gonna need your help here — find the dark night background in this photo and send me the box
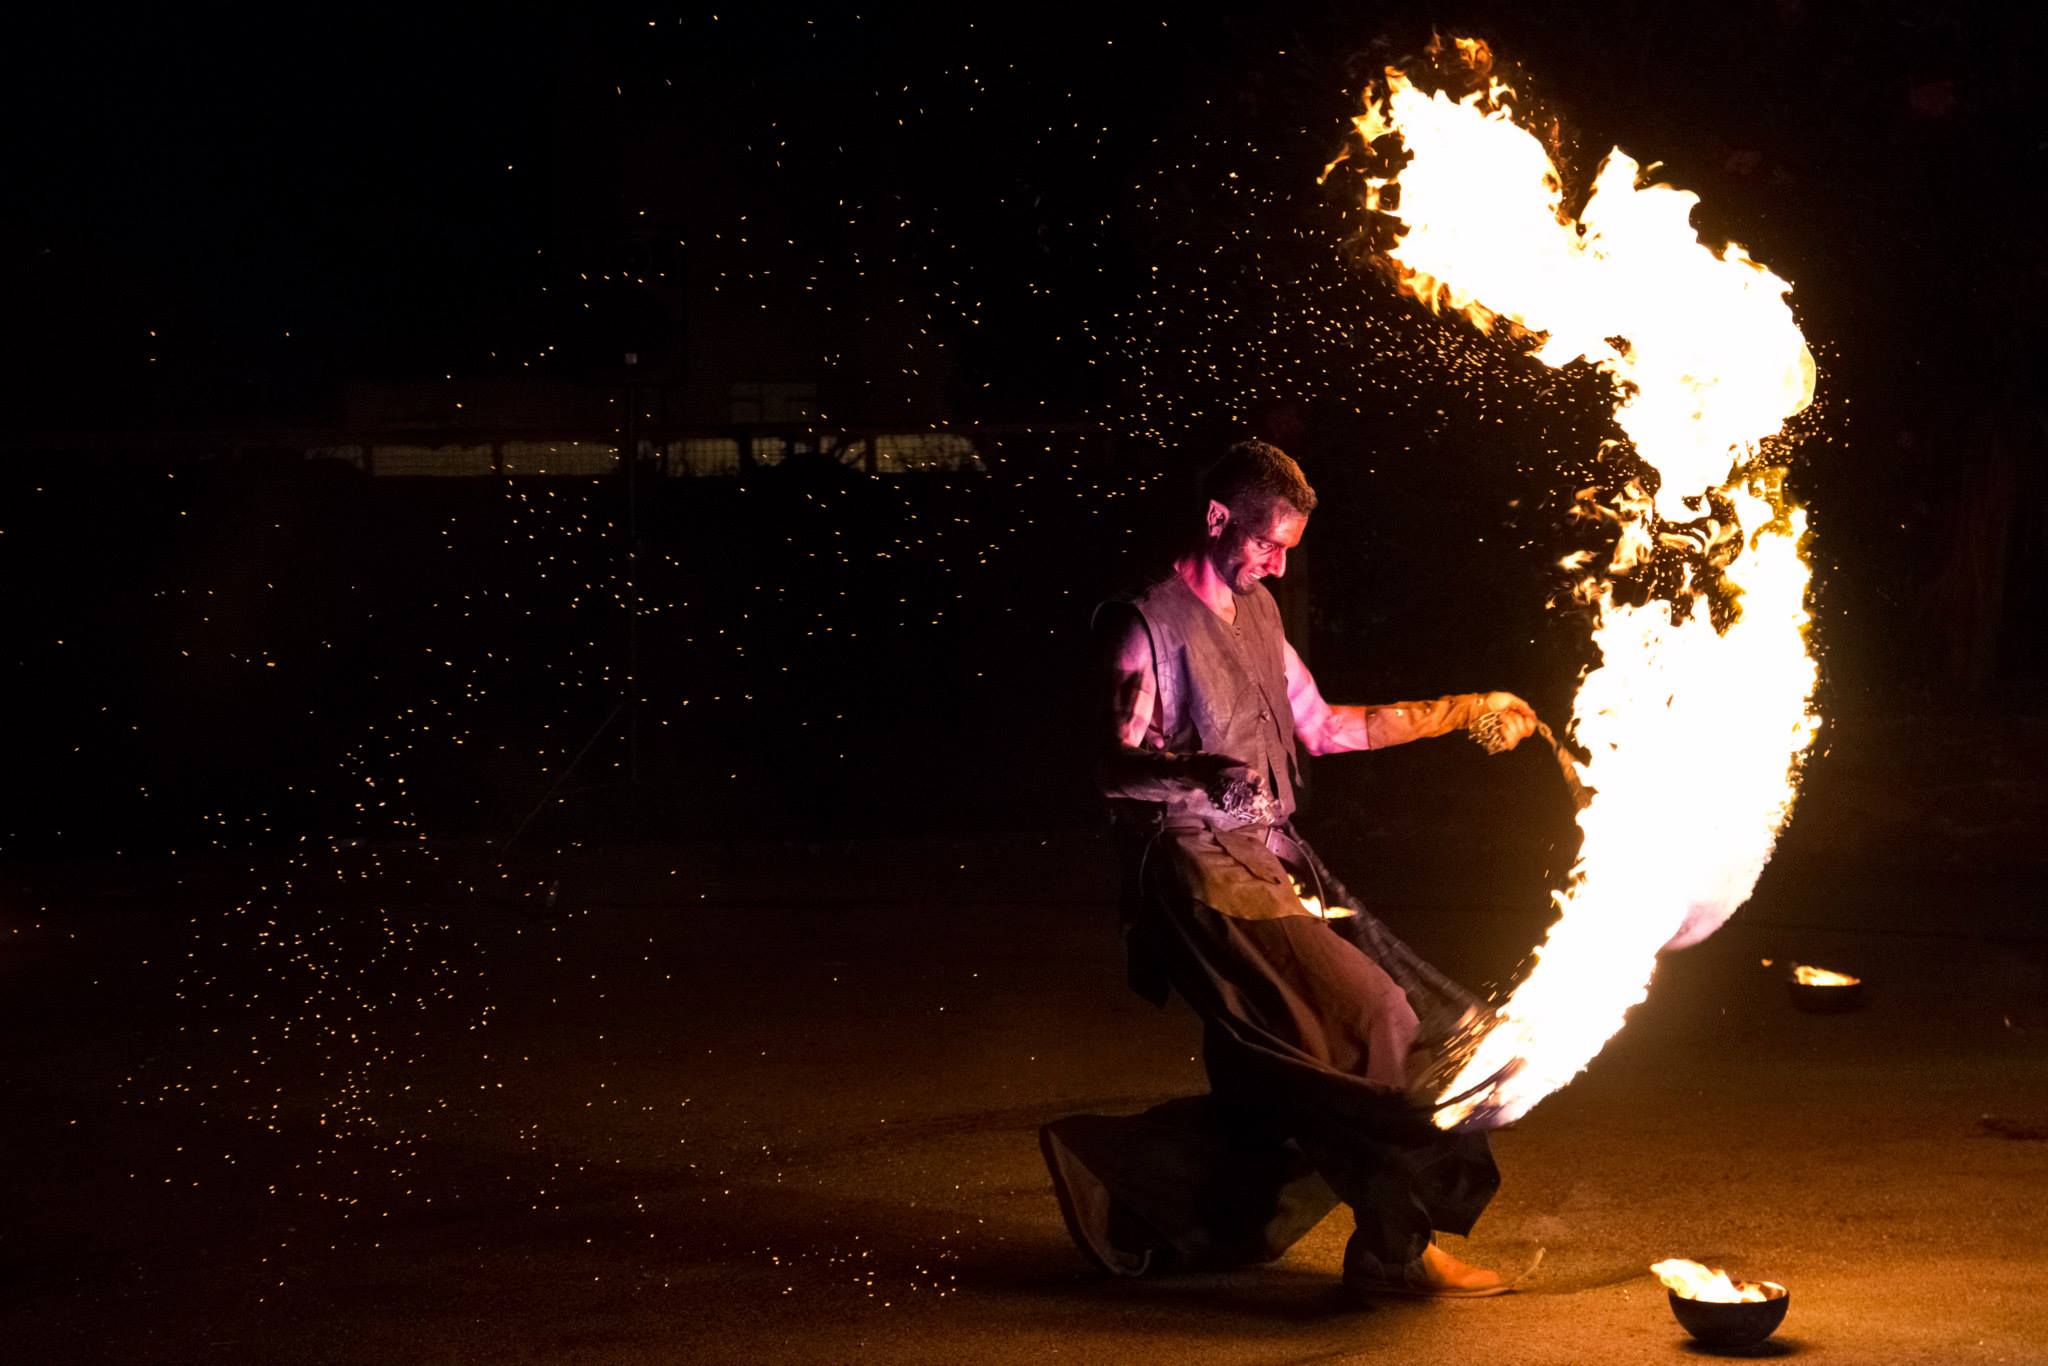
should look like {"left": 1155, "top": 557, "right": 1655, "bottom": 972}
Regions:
{"left": 4, "top": 7, "right": 2048, "bottom": 1363}
{"left": 3, "top": 2, "right": 2043, "bottom": 859}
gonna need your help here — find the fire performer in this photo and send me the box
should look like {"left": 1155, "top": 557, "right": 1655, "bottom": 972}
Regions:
{"left": 1041, "top": 438, "right": 1539, "bottom": 1298}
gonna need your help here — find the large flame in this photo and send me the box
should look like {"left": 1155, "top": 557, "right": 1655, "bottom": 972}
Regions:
{"left": 1341, "top": 43, "right": 1821, "bottom": 1128}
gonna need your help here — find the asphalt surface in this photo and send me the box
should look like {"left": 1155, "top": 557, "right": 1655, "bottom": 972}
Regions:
{"left": 6, "top": 737, "right": 2048, "bottom": 1364}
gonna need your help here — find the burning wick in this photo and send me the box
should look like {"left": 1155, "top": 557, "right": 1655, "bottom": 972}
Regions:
{"left": 1792, "top": 964, "right": 1859, "bottom": 987}
{"left": 1469, "top": 711, "right": 1591, "bottom": 809}
{"left": 1651, "top": 1258, "right": 1772, "bottom": 1304}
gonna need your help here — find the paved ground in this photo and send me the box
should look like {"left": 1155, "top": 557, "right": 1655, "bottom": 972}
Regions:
{"left": 5, "top": 790, "right": 2047, "bottom": 1364}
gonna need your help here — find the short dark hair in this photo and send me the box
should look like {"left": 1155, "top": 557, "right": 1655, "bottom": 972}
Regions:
{"left": 1203, "top": 438, "right": 1317, "bottom": 526}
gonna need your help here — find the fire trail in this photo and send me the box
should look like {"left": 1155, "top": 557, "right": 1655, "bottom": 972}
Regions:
{"left": 1331, "top": 38, "right": 1822, "bottom": 1129}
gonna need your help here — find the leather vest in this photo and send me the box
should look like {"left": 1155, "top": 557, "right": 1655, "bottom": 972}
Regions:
{"left": 1123, "top": 575, "right": 1301, "bottom": 824}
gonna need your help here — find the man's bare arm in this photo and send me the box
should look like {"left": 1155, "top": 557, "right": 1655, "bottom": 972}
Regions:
{"left": 1095, "top": 606, "right": 1247, "bottom": 800}
{"left": 1283, "top": 639, "right": 1538, "bottom": 756}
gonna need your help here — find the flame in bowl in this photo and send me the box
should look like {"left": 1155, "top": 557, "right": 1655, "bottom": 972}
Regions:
{"left": 1652, "top": 1258, "right": 1776, "bottom": 1304}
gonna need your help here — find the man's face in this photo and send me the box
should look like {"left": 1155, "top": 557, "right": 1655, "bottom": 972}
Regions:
{"left": 1207, "top": 499, "right": 1307, "bottom": 594}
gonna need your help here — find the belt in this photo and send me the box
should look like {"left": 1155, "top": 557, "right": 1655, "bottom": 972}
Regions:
{"left": 1126, "top": 815, "right": 1332, "bottom": 914}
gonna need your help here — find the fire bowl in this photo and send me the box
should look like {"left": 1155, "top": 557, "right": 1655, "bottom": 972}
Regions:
{"left": 1788, "top": 979, "right": 1865, "bottom": 1013}
{"left": 1668, "top": 1283, "right": 1790, "bottom": 1350}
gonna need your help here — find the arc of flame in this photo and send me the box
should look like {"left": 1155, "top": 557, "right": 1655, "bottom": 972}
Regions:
{"left": 1342, "top": 46, "right": 1821, "bottom": 1128}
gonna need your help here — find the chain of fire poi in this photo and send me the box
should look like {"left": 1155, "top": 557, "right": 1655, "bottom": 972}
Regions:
{"left": 1332, "top": 40, "right": 1822, "bottom": 1129}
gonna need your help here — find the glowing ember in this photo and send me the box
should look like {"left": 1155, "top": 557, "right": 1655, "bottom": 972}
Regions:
{"left": 1793, "top": 964, "right": 1860, "bottom": 987}
{"left": 1652, "top": 1258, "right": 1772, "bottom": 1304}
{"left": 1295, "top": 886, "right": 1357, "bottom": 921}
{"left": 1337, "top": 40, "right": 1821, "bottom": 1128}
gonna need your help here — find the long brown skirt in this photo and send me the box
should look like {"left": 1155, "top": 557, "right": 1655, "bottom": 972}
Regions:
{"left": 1043, "top": 826, "right": 1499, "bottom": 1274}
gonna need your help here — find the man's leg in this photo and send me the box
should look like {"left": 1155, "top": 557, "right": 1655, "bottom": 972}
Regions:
{"left": 1343, "top": 1238, "right": 1512, "bottom": 1298}
{"left": 1037, "top": 1119, "right": 1159, "bottom": 1277}
{"left": 1039, "top": 1094, "right": 1339, "bottom": 1274}
{"left": 1297, "top": 1123, "right": 1511, "bottom": 1297}
{"left": 1166, "top": 908, "right": 1510, "bottom": 1293}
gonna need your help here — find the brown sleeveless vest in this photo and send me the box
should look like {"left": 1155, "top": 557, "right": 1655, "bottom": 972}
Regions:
{"left": 1124, "top": 575, "right": 1301, "bottom": 823}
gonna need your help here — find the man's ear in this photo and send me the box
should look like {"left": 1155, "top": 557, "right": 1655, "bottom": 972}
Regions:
{"left": 1205, "top": 499, "right": 1230, "bottom": 539}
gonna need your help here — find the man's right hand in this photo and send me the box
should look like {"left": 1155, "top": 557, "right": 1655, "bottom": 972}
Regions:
{"left": 1181, "top": 752, "right": 1255, "bottom": 794}
{"left": 1186, "top": 754, "right": 1279, "bottom": 823}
